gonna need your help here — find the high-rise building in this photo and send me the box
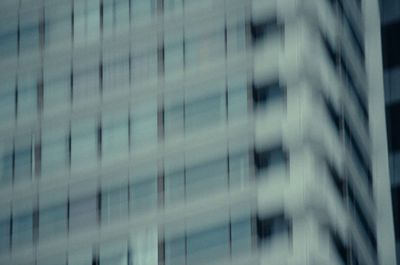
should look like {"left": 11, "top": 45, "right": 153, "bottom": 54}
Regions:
{"left": 0, "top": 0, "right": 395, "bottom": 265}
{"left": 379, "top": 0, "right": 400, "bottom": 263}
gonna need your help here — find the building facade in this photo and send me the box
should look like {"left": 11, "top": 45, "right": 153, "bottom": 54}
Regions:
{"left": 0, "top": 0, "right": 395, "bottom": 265}
{"left": 379, "top": 0, "right": 400, "bottom": 263}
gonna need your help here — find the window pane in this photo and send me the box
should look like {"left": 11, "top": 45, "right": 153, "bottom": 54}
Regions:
{"left": 103, "top": 58, "right": 130, "bottom": 92}
{"left": 186, "top": 224, "right": 229, "bottom": 265}
{"left": 17, "top": 74, "right": 37, "bottom": 119}
{"left": 228, "top": 75, "right": 248, "bottom": 120}
{"left": 39, "top": 204, "right": 67, "bottom": 240}
{"left": 100, "top": 239, "right": 128, "bottom": 265}
{"left": 0, "top": 31, "right": 17, "bottom": 58}
{"left": 130, "top": 228, "right": 158, "bottom": 265}
{"left": 131, "top": 108, "right": 158, "bottom": 150}
{"left": 185, "top": 31, "right": 225, "bottom": 68}
{"left": 164, "top": 0, "right": 183, "bottom": 12}
{"left": 164, "top": 103, "right": 184, "bottom": 139}
{"left": 101, "top": 186, "right": 128, "bottom": 224}
{"left": 69, "top": 195, "right": 98, "bottom": 232}
{"left": 185, "top": 92, "right": 225, "bottom": 132}
{"left": 0, "top": 219, "right": 10, "bottom": 254}
{"left": 185, "top": 159, "right": 227, "bottom": 200}
{"left": 227, "top": 22, "right": 246, "bottom": 56}
{"left": 0, "top": 85, "right": 15, "bottom": 125}
{"left": 71, "top": 119, "right": 97, "bottom": 171}
{"left": 73, "top": 67, "right": 100, "bottom": 103}
{"left": 130, "top": 177, "right": 157, "bottom": 214}
{"left": 19, "top": 24, "right": 39, "bottom": 53}
{"left": 12, "top": 213, "right": 33, "bottom": 248}
{"left": 0, "top": 152, "right": 13, "bottom": 185}
{"left": 165, "top": 237, "right": 185, "bottom": 265}
{"left": 14, "top": 146, "right": 32, "bottom": 184}
{"left": 44, "top": 69, "right": 70, "bottom": 112}
{"left": 229, "top": 153, "right": 249, "bottom": 189}
{"left": 102, "top": 112, "right": 128, "bottom": 162}
{"left": 164, "top": 42, "right": 184, "bottom": 78}
{"left": 231, "top": 218, "right": 252, "bottom": 256}
{"left": 41, "top": 130, "right": 67, "bottom": 177}
{"left": 164, "top": 170, "right": 184, "bottom": 206}
{"left": 131, "top": 51, "right": 158, "bottom": 83}
{"left": 68, "top": 247, "right": 93, "bottom": 265}
{"left": 131, "top": 0, "right": 156, "bottom": 22}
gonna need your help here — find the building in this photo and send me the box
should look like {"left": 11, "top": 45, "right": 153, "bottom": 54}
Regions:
{"left": 0, "top": 0, "right": 395, "bottom": 265}
{"left": 379, "top": 0, "right": 400, "bottom": 263}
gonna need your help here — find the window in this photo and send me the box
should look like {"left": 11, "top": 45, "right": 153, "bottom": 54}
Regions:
{"left": 39, "top": 204, "right": 68, "bottom": 240}
{"left": 101, "top": 186, "right": 129, "bottom": 224}
{"left": 131, "top": 50, "right": 158, "bottom": 84}
{"left": 252, "top": 81, "right": 284, "bottom": 107}
{"left": 0, "top": 82, "right": 15, "bottom": 125}
{"left": 17, "top": 74, "right": 37, "bottom": 120}
{"left": 74, "top": 0, "right": 100, "bottom": 43}
{"left": 14, "top": 146, "right": 32, "bottom": 184}
{"left": 185, "top": 158, "right": 228, "bottom": 200}
{"left": 231, "top": 217, "right": 252, "bottom": 256}
{"left": 229, "top": 152, "right": 249, "bottom": 189}
{"left": 101, "top": 111, "right": 129, "bottom": 162}
{"left": 130, "top": 177, "right": 158, "bottom": 214}
{"left": 100, "top": 239, "right": 129, "bottom": 265}
{"left": 130, "top": 228, "right": 158, "bottom": 265}
{"left": 19, "top": 23, "right": 39, "bottom": 54}
{"left": 164, "top": 98, "right": 184, "bottom": 139}
{"left": 185, "top": 30, "right": 225, "bottom": 67}
{"left": 185, "top": 92, "right": 225, "bottom": 132}
{"left": 250, "top": 17, "right": 282, "bottom": 43}
{"left": 0, "top": 218, "right": 10, "bottom": 254}
{"left": 71, "top": 118, "right": 98, "bottom": 171}
{"left": 256, "top": 214, "right": 290, "bottom": 243}
{"left": 165, "top": 236, "right": 185, "bottom": 265}
{"left": 41, "top": 129, "right": 67, "bottom": 177}
{"left": 164, "top": 41, "right": 184, "bottom": 78}
{"left": 130, "top": 103, "right": 158, "bottom": 150}
{"left": 228, "top": 75, "right": 248, "bottom": 120}
{"left": 254, "top": 145, "right": 288, "bottom": 173}
{"left": 227, "top": 22, "right": 247, "bottom": 56}
{"left": 103, "top": 0, "right": 130, "bottom": 34}
{"left": 73, "top": 66, "right": 100, "bottom": 103}
{"left": 12, "top": 213, "right": 33, "bottom": 248}
{"left": 131, "top": 0, "right": 157, "bottom": 22}
{"left": 164, "top": 0, "right": 183, "bottom": 12}
{"left": 45, "top": 4, "right": 72, "bottom": 48}
{"left": 0, "top": 151, "right": 13, "bottom": 185}
{"left": 43, "top": 67, "right": 71, "bottom": 112}
{"left": 103, "top": 58, "right": 130, "bottom": 93}
{"left": 164, "top": 170, "right": 185, "bottom": 206}
{"left": 68, "top": 247, "right": 93, "bottom": 265}
{"left": 186, "top": 224, "right": 230, "bottom": 265}
{"left": 0, "top": 29, "right": 17, "bottom": 58}
{"left": 69, "top": 195, "right": 98, "bottom": 232}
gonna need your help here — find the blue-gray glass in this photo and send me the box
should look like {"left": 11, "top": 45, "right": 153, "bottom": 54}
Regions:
{"left": 0, "top": 88, "right": 15, "bottom": 125}
{"left": 12, "top": 214, "right": 33, "bottom": 247}
{"left": 186, "top": 224, "right": 229, "bottom": 265}
{"left": 185, "top": 159, "right": 227, "bottom": 200}
{"left": 0, "top": 30, "right": 17, "bottom": 58}
{"left": 19, "top": 24, "right": 39, "bottom": 53}
{"left": 39, "top": 204, "right": 67, "bottom": 240}
{"left": 165, "top": 237, "right": 185, "bottom": 265}
{"left": 14, "top": 147, "right": 32, "bottom": 184}
{"left": 69, "top": 196, "right": 98, "bottom": 232}
{"left": 0, "top": 153, "right": 12, "bottom": 185}
{"left": 130, "top": 178, "right": 157, "bottom": 214}
{"left": 231, "top": 218, "right": 252, "bottom": 256}
{"left": 101, "top": 186, "right": 129, "bottom": 224}
{"left": 185, "top": 93, "right": 224, "bottom": 132}
{"left": 0, "top": 219, "right": 10, "bottom": 253}
{"left": 164, "top": 171, "right": 185, "bottom": 206}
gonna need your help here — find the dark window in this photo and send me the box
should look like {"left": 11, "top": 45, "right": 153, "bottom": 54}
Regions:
{"left": 254, "top": 146, "right": 288, "bottom": 172}
{"left": 330, "top": 229, "right": 350, "bottom": 265}
{"left": 327, "top": 161, "right": 345, "bottom": 198}
{"left": 250, "top": 17, "right": 283, "bottom": 43}
{"left": 381, "top": 21, "right": 400, "bottom": 69}
{"left": 252, "top": 81, "right": 284, "bottom": 107}
{"left": 386, "top": 102, "right": 400, "bottom": 152}
{"left": 256, "top": 214, "right": 290, "bottom": 242}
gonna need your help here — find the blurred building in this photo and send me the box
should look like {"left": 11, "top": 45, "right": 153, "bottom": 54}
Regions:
{"left": 0, "top": 0, "right": 395, "bottom": 265}
{"left": 380, "top": 0, "right": 400, "bottom": 263}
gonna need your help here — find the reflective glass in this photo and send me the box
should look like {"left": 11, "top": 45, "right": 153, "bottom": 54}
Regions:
{"left": 185, "top": 31, "right": 225, "bottom": 67}
{"left": 12, "top": 213, "right": 33, "bottom": 248}
{"left": 102, "top": 111, "right": 129, "bottom": 162}
{"left": 165, "top": 237, "right": 185, "bottom": 265}
{"left": 0, "top": 219, "right": 10, "bottom": 254}
{"left": 131, "top": 108, "right": 158, "bottom": 150}
{"left": 130, "top": 177, "right": 157, "bottom": 214}
{"left": 185, "top": 159, "right": 227, "bottom": 200}
{"left": 231, "top": 218, "right": 252, "bottom": 256}
{"left": 39, "top": 204, "right": 67, "bottom": 240}
{"left": 71, "top": 119, "right": 97, "bottom": 171}
{"left": 131, "top": 0, "right": 156, "bottom": 22}
{"left": 229, "top": 153, "right": 249, "bottom": 189}
{"left": 69, "top": 195, "right": 98, "bottom": 232}
{"left": 14, "top": 146, "right": 32, "bottom": 184}
{"left": 0, "top": 152, "right": 12, "bottom": 185}
{"left": 41, "top": 130, "right": 67, "bottom": 177}
{"left": 17, "top": 74, "right": 37, "bottom": 120}
{"left": 101, "top": 186, "right": 129, "bottom": 224}
{"left": 164, "top": 170, "right": 185, "bottom": 206}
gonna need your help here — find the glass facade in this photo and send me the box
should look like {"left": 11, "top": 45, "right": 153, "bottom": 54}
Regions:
{"left": 0, "top": 0, "right": 388, "bottom": 265}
